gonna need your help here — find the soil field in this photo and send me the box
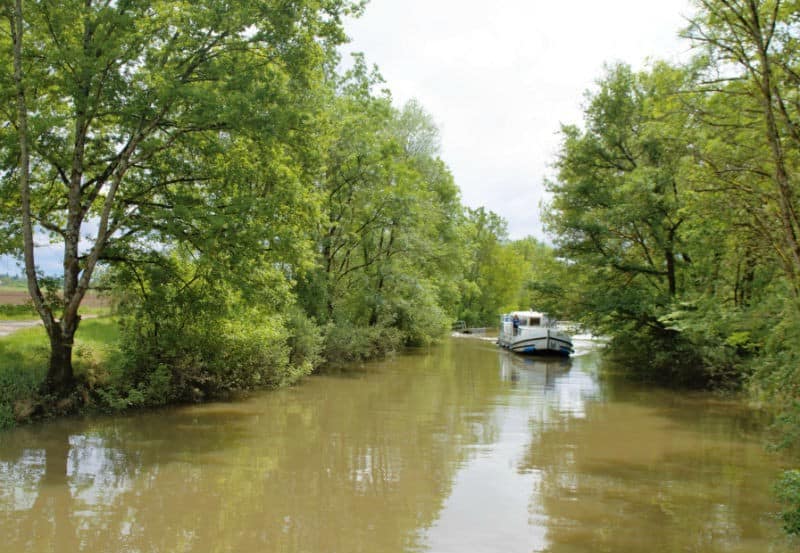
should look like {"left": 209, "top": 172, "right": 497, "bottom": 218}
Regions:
{"left": 0, "top": 289, "right": 109, "bottom": 307}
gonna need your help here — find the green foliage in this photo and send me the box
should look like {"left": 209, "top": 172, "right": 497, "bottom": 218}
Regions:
{"left": 777, "top": 470, "right": 800, "bottom": 536}
{"left": 106, "top": 252, "right": 304, "bottom": 407}
{"left": 294, "top": 61, "right": 467, "bottom": 348}
{"left": 749, "top": 304, "right": 800, "bottom": 447}
{"left": 539, "top": 4, "right": 800, "bottom": 535}
{"left": 0, "top": 0, "right": 359, "bottom": 393}
{"left": 322, "top": 321, "right": 404, "bottom": 366}
{"left": 455, "top": 207, "right": 520, "bottom": 326}
{"left": 602, "top": 325, "right": 707, "bottom": 387}
{"left": 0, "top": 325, "right": 49, "bottom": 428}
{"left": 0, "top": 303, "right": 36, "bottom": 319}
{"left": 542, "top": 61, "right": 742, "bottom": 386}
{"left": 1, "top": 0, "right": 483, "bottom": 408}
{"left": 285, "top": 306, "right": 325, "bottom": 375}
{"left": 507, "top": 237, "right": 582, "bottom": 320}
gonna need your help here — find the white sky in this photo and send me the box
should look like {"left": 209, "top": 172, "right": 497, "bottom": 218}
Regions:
{"left": 342, "top": 0, "right": 696, "bottom": 239}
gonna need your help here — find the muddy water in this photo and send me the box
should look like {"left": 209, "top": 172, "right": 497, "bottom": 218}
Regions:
{"left": 0, "top": 338, "right": 793, "bottom": 552}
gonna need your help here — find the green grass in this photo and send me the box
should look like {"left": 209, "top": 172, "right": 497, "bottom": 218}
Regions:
{"left": 0, "top": 304, "right": 38, "bottom": 320}
{"left": 0, "top": 325, "right": 48, "bottom": 429}
{"left": 0, "top": 317, "right": 120, "bottom": 369}
{"left": 0, "top": 281, "right": 28, "bottom": 291}
{"left": 0, "top": 304, "right": 113, "bottom": 321}
{"left": 72, "top": 317, "right": 124, "bottom": 383}
{"left": 0, "top": 317, "right": 122, "bottom": 429}
{"left": 0, "top": 325, "right": 49, "bottom": 370}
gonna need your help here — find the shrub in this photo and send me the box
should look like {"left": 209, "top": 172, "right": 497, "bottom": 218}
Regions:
{"left": 113, "top": 302, "right": 298, "bottom": 404}
{"left": 602, "top": 325, "right": 709, "bottom": 388}
{"left": 102, "top": 253, "right": 310, "bottom": 407}
{"left": 285, "top": 306, "right": 324, "bottom": 377}
{"left": 322, "top": 321, "right": 403, "bottom": 366}
{"left": 777, "top": 469, "right": 800, "bottom": 536}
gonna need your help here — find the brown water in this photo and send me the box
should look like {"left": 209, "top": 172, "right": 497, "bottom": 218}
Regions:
{"left": 0, "top": 338, "right": 794, "bottom": 552}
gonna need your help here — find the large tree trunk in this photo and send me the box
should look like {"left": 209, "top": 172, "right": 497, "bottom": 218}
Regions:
{"left": 11, "top": 1, "right": 75, "bottom": 396}
{"left": 44, "top": 321, "right": 78, "bottom": 394}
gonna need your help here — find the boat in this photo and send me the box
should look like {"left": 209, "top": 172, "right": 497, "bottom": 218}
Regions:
{"left": 496, "top": 310, "right": 574, "bottom": 356}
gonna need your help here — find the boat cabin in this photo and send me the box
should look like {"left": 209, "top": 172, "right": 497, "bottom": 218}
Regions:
{"left": 501, "top": 310, "right": 553, "bottom": 331}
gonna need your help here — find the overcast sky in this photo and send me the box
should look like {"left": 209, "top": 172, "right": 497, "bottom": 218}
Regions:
{"left": 342, "top": 0, "right": 696, "bottom": 239}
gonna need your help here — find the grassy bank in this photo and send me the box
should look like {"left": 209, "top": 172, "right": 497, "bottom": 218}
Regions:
{"left": 0, "top": 317, "right": 121, "bottom": 429}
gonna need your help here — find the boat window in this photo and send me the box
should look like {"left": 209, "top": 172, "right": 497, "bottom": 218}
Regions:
{"left": 529, "top": 318, "right": 540, "bottom": 326}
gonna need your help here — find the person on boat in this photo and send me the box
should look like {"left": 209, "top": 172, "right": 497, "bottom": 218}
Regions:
{"left": 512, "top": 314, "right": 520, "bottom": 336}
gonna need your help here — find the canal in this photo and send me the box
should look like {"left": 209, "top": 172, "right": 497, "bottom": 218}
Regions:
{"left": 0, "top": 336, "right": 793, "bottom": 552}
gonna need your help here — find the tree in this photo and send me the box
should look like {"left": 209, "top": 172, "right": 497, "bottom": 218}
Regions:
{"left": 684, "top": 0, "right": 800, "bottom": 295}
{"left": 295, "top": 60, "right": 465, "bottom": 352}
{"left": 456, "top": 207, "right": 524, "bottom": 326}
{"left": 546, "top": 63, "right": 695, "bottom": 322}
{"left": 0, "top": 0, "right": 357, "bottom": 394}
{"left": 508, "top": 237, "right": 582, "bottom": 320}
{"left": 544, "top": 62, "right": 711, "bottom": 383}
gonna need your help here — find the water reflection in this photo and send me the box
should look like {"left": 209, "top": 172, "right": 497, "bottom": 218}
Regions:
{"left": 0, "top": 339, "right": 794, "bottom": 552}
{"left": 520, "top": 386, "right": 787, "bottom": 553}
{"left": 0, "top": 448, "right": 45, "bottom": 511}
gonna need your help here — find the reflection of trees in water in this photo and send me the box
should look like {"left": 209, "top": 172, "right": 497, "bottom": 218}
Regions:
{"left": 0, "top": 340, "right": 520, "bottom": 553}
{"left": 0, "top": 449, "right": 45, "bottom": 511}
{"left": 518, "top": 393, "right": 790, "bottom": 553}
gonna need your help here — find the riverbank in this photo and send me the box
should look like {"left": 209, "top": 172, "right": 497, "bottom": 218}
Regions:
{"left": 0, "top": 317, "right": 120, "bottom": 429}
{"left": 0, "top": 313, "right": 402, "bottom": 430}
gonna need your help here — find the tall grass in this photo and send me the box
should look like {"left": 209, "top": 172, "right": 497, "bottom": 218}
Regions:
{"left": 0, "top": 326, "right": 48, "bottom": 429}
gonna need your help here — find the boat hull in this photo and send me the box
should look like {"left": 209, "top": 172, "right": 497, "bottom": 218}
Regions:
{"left": 497, "top": 328, "right": 573, "bottom": 356}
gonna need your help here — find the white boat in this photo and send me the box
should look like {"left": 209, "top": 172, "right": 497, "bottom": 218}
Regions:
{"left": 497, "top": 310, "right": 574, "bottom": 356}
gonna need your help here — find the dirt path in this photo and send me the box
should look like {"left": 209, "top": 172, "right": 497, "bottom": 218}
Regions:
{"left": 0, "top": 320, "right": 43, "bottom": 337}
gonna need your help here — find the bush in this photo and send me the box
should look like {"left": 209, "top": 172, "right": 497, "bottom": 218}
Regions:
{"left": 113, "top": 303, "right": 298, "bottom": 405}
{"left": 777, "top": 469, "right": 800, "bottom": 536}
{"left": 285, "top": 306, "right": 324, "bottom": 377}
{"left": 322, "top": 321, "right": 403, "bottom": 366}
{"left": 390, "top": 279, "right": 451, "bottom": 347}
{"left": 100, "top": 254, "right": 313, "bottom": 408}
{"left": 603, "top": 325, "right": 710, "bottom": 388}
